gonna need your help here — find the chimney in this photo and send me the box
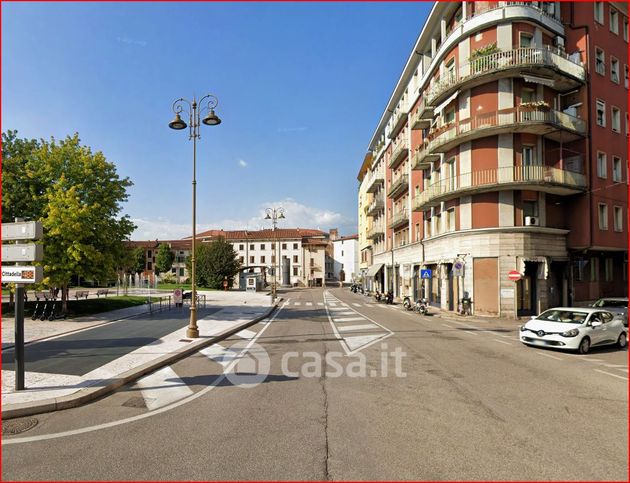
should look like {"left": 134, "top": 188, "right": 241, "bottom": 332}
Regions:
{"left": 329, "top": 228, "right": 339, "bottom": 240}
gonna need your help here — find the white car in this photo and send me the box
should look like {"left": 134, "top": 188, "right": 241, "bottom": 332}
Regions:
{"left": 591, "top": 297, "right": 628, "bottom": 327}
{"left": 520, "top": 307, "right": 627, "bottom": 354}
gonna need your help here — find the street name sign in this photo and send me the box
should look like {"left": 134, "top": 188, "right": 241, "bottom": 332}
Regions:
{"left": 1, "top": 265, "right": 43, "bottom": 284}
{"left": 2, "top": 244, "right": 44, "bottom": 262}
{"left": 2, "top": 221, "right": 43, "bottom": 241}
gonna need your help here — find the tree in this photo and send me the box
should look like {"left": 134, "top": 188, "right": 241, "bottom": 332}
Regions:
{"left": 155, "top": 243, "right": 174, "bottom": 275}
{"left": 1, "top": 131, "right": 136, "bottom": 311}
{"left": 186, "top": 237, "right": 240, "bottom": 289}
{"left": 131, "top": 247, "right": 146, "bottom": 274}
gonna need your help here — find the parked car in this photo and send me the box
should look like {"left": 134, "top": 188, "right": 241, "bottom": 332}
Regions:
{"left": 591, "top": 297, "right": 628, "bottom": 327}
{"left": 520, "top": 307, "right": 627, "bottom": 354}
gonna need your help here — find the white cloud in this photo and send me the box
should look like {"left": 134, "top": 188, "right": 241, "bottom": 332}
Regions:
{"left": 238, "top": 159, "right": 248, "bottom": 168}
{"left": 129, "top": 199, "right": 356, "bottom": 240}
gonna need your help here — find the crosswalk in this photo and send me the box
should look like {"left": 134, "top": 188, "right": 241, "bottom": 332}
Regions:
{"left": 323, "top": 291, "right": 393, "bottom": 354}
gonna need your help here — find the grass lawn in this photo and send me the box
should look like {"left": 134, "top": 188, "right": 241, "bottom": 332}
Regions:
{"left": 2, "top": 295, "right": 157, "bottom": 319}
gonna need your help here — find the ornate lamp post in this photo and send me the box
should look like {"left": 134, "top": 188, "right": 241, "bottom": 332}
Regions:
{"left": 169, "top": 94, "right": 221, "bottom": 338}
{"left": 264, "top": 207, "right": 285, "bottom": 303}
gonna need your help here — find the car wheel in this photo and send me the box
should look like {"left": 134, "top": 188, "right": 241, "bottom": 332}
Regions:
{"left": 578, "top": 337, "right": 590, "bottom": 354}
{"left": 617, "top": 332, "right": 627, "bottom": 349}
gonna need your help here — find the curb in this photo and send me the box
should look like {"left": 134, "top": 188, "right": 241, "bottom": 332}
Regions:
{"left": 1, "top": 300, "right": 280, "bottom": 420}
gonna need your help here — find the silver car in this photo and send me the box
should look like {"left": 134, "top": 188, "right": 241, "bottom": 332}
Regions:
{"left": 591, "top": 297, "right": 628, "bottom": 327}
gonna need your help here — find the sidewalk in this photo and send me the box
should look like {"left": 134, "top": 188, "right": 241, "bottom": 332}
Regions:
{"left": 1, "top": 290, "right": 276, "bottom": 419}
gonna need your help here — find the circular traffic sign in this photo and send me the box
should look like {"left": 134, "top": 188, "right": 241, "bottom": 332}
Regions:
{"left": 508, "top": 270, "right": 521, "bottom": 281}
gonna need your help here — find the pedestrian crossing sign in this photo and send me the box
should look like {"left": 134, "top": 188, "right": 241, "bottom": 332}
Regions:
{"left": 421, "top": 269, "right": 432, "bottom": 279}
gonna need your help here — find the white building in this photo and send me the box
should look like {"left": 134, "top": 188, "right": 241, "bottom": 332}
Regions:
{"left": 330, "top": 232, "right": 359, "bottom": 283}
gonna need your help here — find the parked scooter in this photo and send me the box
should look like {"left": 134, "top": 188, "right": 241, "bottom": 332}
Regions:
{"left": 414, "top": 298, "right": 429, "bottom": 315}
{"left": 402, "top": 295, "right": 413, "bottom": 311}
{"left": 385, "top": 291, "right": 394, "bottom": 304}
{"left": 32, "top": 298, "right": 43, "bottom": 320}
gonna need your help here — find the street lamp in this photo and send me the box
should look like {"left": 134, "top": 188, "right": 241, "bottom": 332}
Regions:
{"left": 169, "top": 94, "right": 221, "bottom": 338}
{"left": 264, "top": 207, "right": 285, "bottom": 303}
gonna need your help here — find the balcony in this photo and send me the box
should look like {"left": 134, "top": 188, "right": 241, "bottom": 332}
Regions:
{"left": 367, "top": 225, "right": 385, "bottom": 240}
{"left": 367, "top": 199, "right": 385, "bottom": 217}
{"left": 388, "top": 138, "right": 408, "bottom": 169}
{"left": 426, "top": 47, "right": 585, "bottom": 108}
{"left": 387, "top": 174, "right": 409, "bottom": 199}
{"left": 421, "top": 106, "right": 586, "bottom": 155}
{"left": 411, "top": 145, "right": 437, "bottom": 170}
{"left": 389, "top": 209, "right": 409, "bottom": 230}
{"left": 411, "top": 98, "right": 433, "bottom": 129}
{"left": 389, "top": 109, "right": 407, "bottom": 139}
{"left": 366, "top": 171, "right": 384, "bottom": 193}
{"left": 412, "top": 165, "right": 587, "bottom": 212}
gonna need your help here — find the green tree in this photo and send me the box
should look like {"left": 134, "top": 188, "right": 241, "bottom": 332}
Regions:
{"left": 186, "top": 237, "right": 240, "bottom": 289}
{"left": 131, "top": 247, "right": 146, "bottom": 274}
{"left": 155, "top": 243, "right": 174, "bottom": 275}
{"left": 1, "top": 131, "right": 136, "bottom": 311}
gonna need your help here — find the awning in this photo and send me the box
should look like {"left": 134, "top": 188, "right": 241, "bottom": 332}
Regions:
{"left": 522, "top": 74, "right": 555, "bottom": 87}
{"left": 434, "top": 90, "right": 459, "bottom": 115}
{"left": 365, "top": 263, "right": 384, "bottom": 278}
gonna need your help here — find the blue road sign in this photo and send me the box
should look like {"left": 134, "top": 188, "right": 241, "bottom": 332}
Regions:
{"left": 421, "top": 269, "right": 432, "bottom": 279}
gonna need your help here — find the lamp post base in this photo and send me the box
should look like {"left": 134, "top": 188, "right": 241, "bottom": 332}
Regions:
{"left": 187, "top": 307, "right": 199, "bottom": 338}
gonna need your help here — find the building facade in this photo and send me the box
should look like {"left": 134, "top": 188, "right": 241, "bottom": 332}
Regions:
{"left": 332, "top": 234, "right": 359, "bottom": 283}
{"left": 358, "top": 1, "right": 628, "bottom": 317}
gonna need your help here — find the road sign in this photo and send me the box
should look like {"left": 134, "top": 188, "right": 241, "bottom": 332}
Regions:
{"left": 173, "top": 288, "right": 183, "bottom": 304}
{"left": 1, "top": 265, "right": 44, "bottom": 284}
{"left": 453, "top": 260, "right": 465, "bottom": 277}
{"left": 508, "top": 270, "right": 521, "bottom": 281}
{"left": 421, "top": 269, "right": 432, "bottom": 279}
{"left": 2, "top": 221, "right": 43, "bottom": 241}
{"left": 2, "top": 244, "right": 44, "bottom": 262}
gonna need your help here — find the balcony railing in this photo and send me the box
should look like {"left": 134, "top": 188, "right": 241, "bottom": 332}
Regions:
{"left": 366, "top": 170, "right": 385, "bottom": 193}
{"left": 387, "top": 174, "right": 409, "bottom": 199}
{"left": 426, "top": 47, "right": 585, "bottom": 106}
{"left": 389, "top": 109, "right": 407, "bottom": 138}
{"left": 367, "top": 199, "right": 385, "bottom": 217}
{"left": 413, "top": 165, "right": 587, "bottom": 211}
{"left": 367, "top": 225, "right": 385, "bottom": 240}
{"left": 411, "top": 97, "right": 433, "bottom": 129}
{"left": 411, "top": 145, "right": 436, "bottom": 170}
{"left": 389, "top": 209, "right": 409, "bottom": 230}
{"left": 389, "top": 138, "right": 408, "bottom": 169}
{"left": 420, "top": 106, "right": 586, "bottom": 155}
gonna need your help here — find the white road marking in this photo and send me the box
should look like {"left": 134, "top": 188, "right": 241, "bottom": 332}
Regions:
{"left": 235, "top": 329, "right": 256, "bottom": 340}
{"left": 582, "top": 358, "right": 604, "bottom": 363}
{"left": 4, "top": 298, "right": 290, "bottom": 445}
{"left": 536, "top": 352, "right": 563, "bottom": 361}
{"left": 337, "top": 324, "right": 379, "bottom": 332}
{"left": 352, "top": 303, "right": 362, "bottom": 307}
{"left": 345, "top": 334, "right": 385, "bottom": 351}
{"left": 333, "top": 317, "right": 367, "bottom": 322}
{"left": 135, "top": 366, "right": 194, "bottom": 411}
{"left": 463, "top": 330, "right": 478, "bottom": 336}
{"left": 442, "top": 324, "right": 453, "bottom": 329}
{"left": 602, "top": 364, "right": 629, "bottom": 369}
{"left": 317, "top": 302, "right": 324, "bottom": 306}
{"left": 305, "top": 302, "right": 313, "bottom": 306}
{"left": 594, "top": 369, "right": 629, "bottom": 381}
{"left": 293, "top": 302, "right": 301, "bottom": 306}
{"left": 200, "top": 344, "right": 240, "bottom": 367}
{"left": 493, "top": 339, "right": 512, "bottom": 345}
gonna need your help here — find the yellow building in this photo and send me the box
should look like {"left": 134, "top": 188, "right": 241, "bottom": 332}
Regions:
{"left": 357, "top": 152, "right": 373, "bottom": 289}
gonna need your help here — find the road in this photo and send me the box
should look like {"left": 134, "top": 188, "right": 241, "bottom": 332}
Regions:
{"left": 2, "top": 287, "right": 627, "bottom": 481}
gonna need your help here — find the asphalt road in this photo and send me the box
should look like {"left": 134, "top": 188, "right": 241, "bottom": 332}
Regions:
{"left": 2, "top": 287, "right": 627, "bottom": 481}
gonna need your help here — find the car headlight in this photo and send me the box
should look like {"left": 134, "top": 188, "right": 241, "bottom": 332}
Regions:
{"left": 560, "top": 328, "right": 579, "bottom": 337}
{"left": 520, "top": 325, "right": 527, "bottom": 332}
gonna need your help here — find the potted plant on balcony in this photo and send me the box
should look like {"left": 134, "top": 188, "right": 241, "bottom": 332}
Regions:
{"left": 469, "top": 43, "right": 500, "bottom": 73}
{"left": 519, "top": 100, "right": 550, "bottom": 112}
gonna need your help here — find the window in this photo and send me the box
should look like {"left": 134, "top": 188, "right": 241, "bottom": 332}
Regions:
{"left": 415, "top": 223, "right": 420, "bottom": 241}
{"left": 310, "top": 258, "right": 314, "bottom": 267}
{"left": 260, "top": 256, "right": 265, "bottom": 263}
{"left": 147, "top": 261, "right": 152, "bottom": 270}
{"left": 271, "top": 255, "right": 276, "bottom": 264}
{"left": 180, "top": 268, "right": 185, "bottom": 277}
{"left": 523, "top": 200, "right": 539, "bottom": 219}
{"left": 293, "top": 243, "right": 298, "bottom": 249}
{"left": 444, "top": 108, "right": 455, "bottom": 125}
{"left": 239, "top": 244, "right": 244, "bottom": 251}
{"left": 594, "top": 2, "right": 604, "bottom": 24}
{"left": 605, "top": 258, "right": 614, "bottom": 282}
{"left": 260, "top": 244, "right": 265, "bottom": 250}
{"left": 293, "top": 267, "right": 298, "bottom": 276}
{"left": 250, "top": 244, "right": 254, "bottom": 250}
{"left": 612, "top": 107, "right": 621, "bottom": 132}
{"left": 597, "top": 152, "right": 607, "bottom": 178}
{"left": 598, "top": 203, "right": 608, "bottom": 230}
{"left": 614, "top": 206, "right": 623, "bottom": 232}
{"left": 611, "top": 57, "right": 620, "bottom": 83}
{"left": 522, "top": 146, "right": 535, "bottom": 166}
{"left": 596, "top": 100, "right": 606, "bottom": 126}
{"left": 610, "top": 8, "right": 619, "bottom": 34}
{"left": 521, "top": 87, "right": 535, "bottom": 104}
{"left": 446, "top": 208, "right": 455, "bottom": 232}
{"left": 613, "top": 156, "right": 622, "bottom": 182}
{"left": 239, "top": 256, "right": 244, "bottom": 264}
{"left": 625, "top": 65, "right": 629, "bottom": 88}
{"left": 624, "top": 17, "right": 629, "bottom": 41}
{"left": 293, "top": 255, "right": 298, "bottom": 263}
{"left": 519, "top": 32, "right": 533, "bottom": 48}
{"left": 282, "top": 243, "right": 287, "bottom": 249}
{"left": 590, "top": 258, "right": 599, "bottom": 282}
{"left": 595, "top": 48, "right": 605, "bottom": 75}
{"left": 445, "top": 58, "right": 455, "bottom": 80}
{"left": 147, "top": 250, "right": 152, "bottom": 258}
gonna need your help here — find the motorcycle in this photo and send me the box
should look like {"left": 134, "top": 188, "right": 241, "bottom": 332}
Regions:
{"left": 414, "top": 298, "right": 429, "bottom": 315}
{"left": 374, "top": 291, "right": 382, "bottom": 302}
{"left": 385, "top": 291, "right": 394, "bottom": 304}
{"left": 402, "top": 295, "right": 413, "bottom": 311}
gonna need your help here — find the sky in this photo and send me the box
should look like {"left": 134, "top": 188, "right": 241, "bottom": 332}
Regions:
{"left": 2, "top": 1, "right": 433, "bottom": 240}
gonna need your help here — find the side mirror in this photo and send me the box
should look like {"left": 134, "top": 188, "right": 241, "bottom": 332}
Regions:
{"left": 591, "top": 320, "right": 603, "bottom": 328}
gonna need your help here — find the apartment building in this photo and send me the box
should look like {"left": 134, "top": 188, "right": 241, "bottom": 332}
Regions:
{"left": 331, "top": 233, "right": 359, "bottom": 283}
{"left": 127, "top": 228, "right": 331, "bottom": 288}
{"left": 358, "top": 153, "right": 374, "bottom": 285}
{"left": 358, "top": 1, "right": 628, "bottom": 317}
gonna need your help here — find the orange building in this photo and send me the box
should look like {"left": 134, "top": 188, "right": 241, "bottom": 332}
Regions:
{"left": 359, "top": 1, "right": 628, "bottom": 317}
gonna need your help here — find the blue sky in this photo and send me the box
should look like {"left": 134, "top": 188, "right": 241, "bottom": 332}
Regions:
{"left": 2, "top": 1, "right": 432, "bottom": 239}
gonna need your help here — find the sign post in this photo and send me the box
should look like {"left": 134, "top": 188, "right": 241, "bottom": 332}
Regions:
{"left": 2, "top": 220, "right": 44, "bottom": 391}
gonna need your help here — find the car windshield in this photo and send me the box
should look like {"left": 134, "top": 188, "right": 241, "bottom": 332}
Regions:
{"left": 593, "top": 299, "right": 627, "bottom": 308}
{"left": 536, "top": 310, "right": 588, "bottom": 324}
